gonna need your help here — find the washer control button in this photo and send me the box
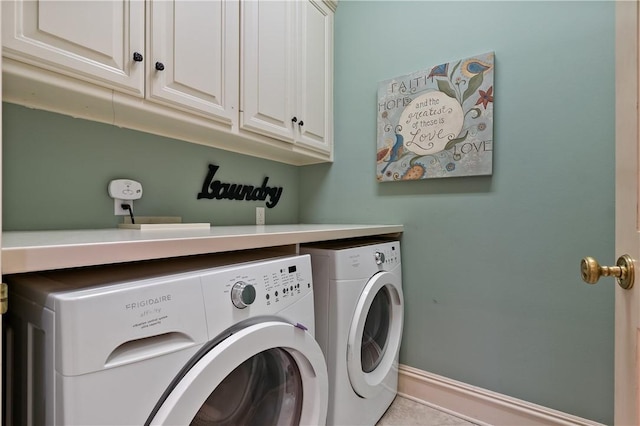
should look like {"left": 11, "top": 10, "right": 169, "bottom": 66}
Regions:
{"left": 374, "top": 251, "right": 385, "bottom": 265}
{"left": 231, "top": 281, "right": 256, "bottom": 309}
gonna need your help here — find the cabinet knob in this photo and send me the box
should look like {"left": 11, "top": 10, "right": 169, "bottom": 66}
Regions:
{"left": 298, "top": 120, "right": 304, "bottom": 126}
{"left": 291, "top": 117, "right": 298, "bottom": 123}
{"left": 133, "top": 52, "right": 143, "bottom": 62}
{"left": 155, "top": 62, "right": 165, "bottom": 71}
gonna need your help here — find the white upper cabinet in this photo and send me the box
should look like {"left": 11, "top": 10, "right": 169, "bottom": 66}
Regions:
{"left": 297, "top": 0, "right": 333, "bottom": 153}
{"left": 2, "top": 0, "right": 238, "bottom": 125}
{"left": 241, "top": 1, "right": 295, "bottom": 142}
{"left": 241, "top": 0, "right": 333, "bottom": 155}
{"left": 1, "top": 0, "right": 335, "bottom": 165}
{"left": 148, "top": 0, "right": 239, "bottom": 125}
{"left": 2, "top": 0, "right": 145, "bottom": 95}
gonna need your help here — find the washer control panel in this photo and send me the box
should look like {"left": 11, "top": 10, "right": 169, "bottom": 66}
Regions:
{"left": 200, "top": 255, "right": 313, "bottom": 316}
{"left": 261, "top": 262, "right": 309, "bottom": 308}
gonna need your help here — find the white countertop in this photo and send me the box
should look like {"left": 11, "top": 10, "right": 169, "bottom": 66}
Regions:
{"left": 2, "top": 224, "right": 403, "bottom": 274}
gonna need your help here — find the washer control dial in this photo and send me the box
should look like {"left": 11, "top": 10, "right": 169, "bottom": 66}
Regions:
{"left": 231, "top": 281, "right": 256, "bottom": 309}
{"left": 374, "top": 251, "right": 385, "bottom": 265}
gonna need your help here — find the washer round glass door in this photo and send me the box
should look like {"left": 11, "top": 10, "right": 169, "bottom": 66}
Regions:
{"left": 147, "top": 321, "right": 328, "bottom": 425}
{"left": 193, "top": 347, "right": 301, "bottom": 424}
{"left": 347, "top": 270, "right": 404, "bottom": 399}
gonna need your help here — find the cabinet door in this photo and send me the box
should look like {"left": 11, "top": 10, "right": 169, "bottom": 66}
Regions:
{"left": 2, "top": 0, "right": 144, "bottom": 95}
{"left": 148, "top": 0, "right": 239, "bottom": 126}
{"left": 295, "top": 0, "right": 333, "bottom": 154}
{"left": 240, "top": 0, "right": 297, "bottom": 142}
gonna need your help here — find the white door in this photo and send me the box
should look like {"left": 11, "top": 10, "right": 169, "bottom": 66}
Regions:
{"left": 346, "top": 271, "right": 403, "bottom": 399}
{"left": 1, "top": 2, "right": 4, "bottom": 421}
{"left": 603, "top": 1, "right": 640, "bottom": 424}
{"left": 2, "top": 0, "right": 144, "bottom": 95}
{"left": 148, "top": 0, "right": 239, "bottom": 124}
{"left": 147, "top": 321, "right": 328, "bottom": 425}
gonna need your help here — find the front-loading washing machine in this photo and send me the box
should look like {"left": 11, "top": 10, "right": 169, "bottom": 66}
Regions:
{"left": 301, "top": 240, "right": 403, "bottom": 426}
{"left": 5, "top": 251, "right": 328, "bottom": 425}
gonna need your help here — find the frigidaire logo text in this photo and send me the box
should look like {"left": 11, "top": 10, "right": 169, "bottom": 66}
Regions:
{"left": 125, "top": 294, "right": 172, "bottom": 310}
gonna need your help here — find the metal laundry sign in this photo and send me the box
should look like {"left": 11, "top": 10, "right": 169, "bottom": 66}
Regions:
{"left": 197, "top": 164, "right": 283, "bottom": 208}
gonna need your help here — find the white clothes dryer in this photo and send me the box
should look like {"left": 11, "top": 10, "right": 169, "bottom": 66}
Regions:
{"left": 5, "top": 252, "right": 328, "bottom": 425}
{"left": 301, "top": 240, "right": 403, "bottom": 426}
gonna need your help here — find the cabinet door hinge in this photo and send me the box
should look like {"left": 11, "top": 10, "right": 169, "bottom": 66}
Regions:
{"left": 1, "top": 283, "right": 8, "bottom": 315}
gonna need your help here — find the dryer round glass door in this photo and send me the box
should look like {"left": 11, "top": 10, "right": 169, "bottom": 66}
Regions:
{"left": 347, "top": 270, "right": 404, "bottom": 399}
{"left": 146, "top": 321, "right": 328, "bottom": 425}
{"left": 361, "top": 287, "right": 391, "bottom": 373}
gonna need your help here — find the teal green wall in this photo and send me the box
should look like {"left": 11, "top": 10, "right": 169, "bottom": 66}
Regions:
{"left": 2, "top": 1, "right": 615, "bottom": 424}
{"left": 299, "top": 1, "right": 614, "bottom": 424}
{"left": 2, "top": 105, "right": 299, "bottom": 230}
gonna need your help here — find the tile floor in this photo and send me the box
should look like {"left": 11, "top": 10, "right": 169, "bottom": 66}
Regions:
{"left": 376, "top": 395, "right": 479, "bottom": 426}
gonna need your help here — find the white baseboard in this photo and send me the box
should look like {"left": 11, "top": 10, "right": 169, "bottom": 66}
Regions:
{"left": 397, "top": 364, "right": 605, "bottom": 426}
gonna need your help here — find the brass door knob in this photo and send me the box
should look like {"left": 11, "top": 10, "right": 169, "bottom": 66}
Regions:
{"left": 580, "top": 255, "right": 635, "bottom": 289}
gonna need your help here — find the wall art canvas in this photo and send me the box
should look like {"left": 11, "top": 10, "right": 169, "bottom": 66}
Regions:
{"left": 377, "top": 52, "right": 494, "bottom": 181}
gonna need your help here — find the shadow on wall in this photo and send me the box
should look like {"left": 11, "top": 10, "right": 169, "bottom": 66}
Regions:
{"left": 377, "top": 175, "right": 493, "bottom": 196}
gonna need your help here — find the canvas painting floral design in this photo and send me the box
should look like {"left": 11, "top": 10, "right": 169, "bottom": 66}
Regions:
{"left": 377, "top": 52, "right": 494, "bottom": 181}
